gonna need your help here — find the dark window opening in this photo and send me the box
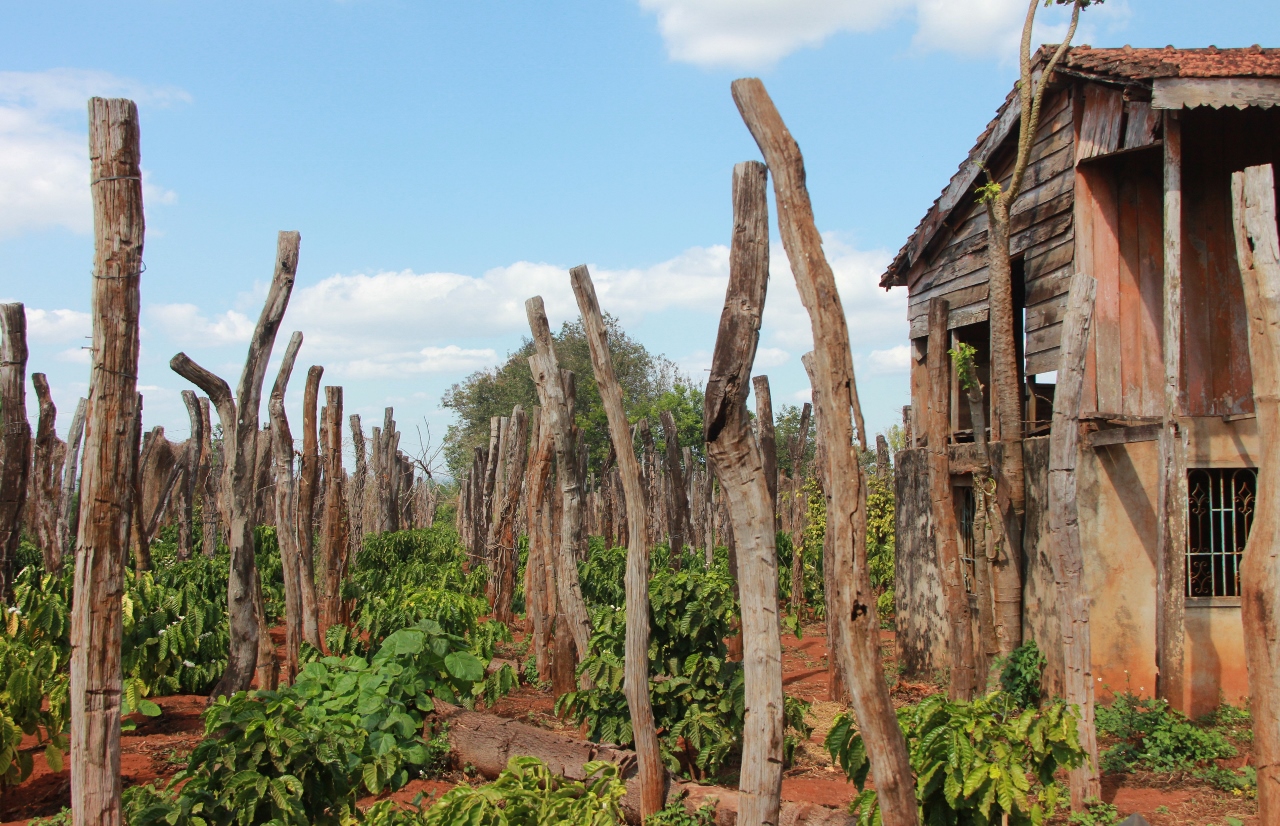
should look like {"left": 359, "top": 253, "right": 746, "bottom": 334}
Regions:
{"left": 958, "top": 486, "right": 977, "bottom": 595}
{"left": 1187, "top": 467, "right": 1257, "bottom": 598}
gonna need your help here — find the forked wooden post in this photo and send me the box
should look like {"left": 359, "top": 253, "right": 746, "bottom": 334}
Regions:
{"left": 72, "top": 96, "right": 144, "bottom": 826}
{"left": 570, "top": 265, "right": 666, "bottom": 818}
{"left": 0, "top": 303, "right": 31, "bottom": 602}
{"left": 704, "top": 160, "right": 784, "bottom": 826}
{"left": 925, "top": 297, "right": 976, "bottom": 700}
{"left": 732, "top": 77, "right": 916, "bottom": 826}
{"left": 171, "top": 230, "right": 299, "bottom": 696}
{"left": 1047, "top": 271, "right": 1100, "bottom": 807}
{"left": 1231, "top": 163, "right": 1280, "bottom": 822}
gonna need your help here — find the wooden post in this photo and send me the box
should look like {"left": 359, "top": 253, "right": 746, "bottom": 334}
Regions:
{"left": 490, "top": 406, "right": 528, "bottom": 625}
{"left": 298, "top": 365, "right": 323, "bottom": 614}
{"left": 704, "top": 160, "right": 784, "bottom": 826}
{"left": 176, "top": 391, "right": 204, "bottom": 560}
{"left": 316, "top": 387, "right": 344, "bottom": 644}
{"left": 789, "top": 402, "right": 811, "bottom": 619}
{"left": 1048, "top": 272, "right": 1100, "bottom": 807}
{"left": 170, "top": 230, "right": 299, "bottom": 697}
{"left": 526, "top": 297, "right": 593, "bottom": 681}
{"left": 570, "top": 265, "right": 665, "bottom": 819}
{"left": 198, "top": 398, "right": 219, "bottom": 557}
{"left": 57, "top": 397, "right": 88, "bottom": 564}
{"left": 31, "top": 373, "right": 64, "bottom": 572}
{"left": 0, "top": 303, "right": 31, "bottom": 601}
{"left": 660, "top": 410, "right": 690, "bottom": 564}
{"left": 71, "top": 97, "right": 144, "bottom": 826}
{"left": 525, "top": 405, "right": 556, "bottom": 682}
{"left": 1231, "top": 163, "right": 1280, "bottom": 823}
{"left": 925, "top": 297, "right": 976, "bottom": 700}
{"left": 751, "top": 375, "right": 778, "bottom": 530}
{"left": 733, "top": 78, "right": 917, "bottom": 826}
{"left": 1156, "top": 111, "right": 1187, "bottom": 708}
{"left": 267, "top": 332, "right": 304, "bottom": 681}
{"left": 801, "top": 357, "right": 844, "bottom": 699}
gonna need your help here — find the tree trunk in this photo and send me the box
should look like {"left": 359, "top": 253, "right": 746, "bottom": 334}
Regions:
{"left": 751, "top": 375, "right": 778, "bottom": 531}
{"left": 525, "top": 406, "right": 554, "bottom": 682}
{"left": 345, "top": 413, "right": 367, "bottom": 627}
{"left": 198, "top": 398, "right": 220, "bottom": 557}
{"left": 570, "top": 265, "right": 664, "bottom": 820}
{"left": 315, "top": 386, "right": 343, "bottom": 647}
{"left": 526, "top": 298, "right": 593, "bottom": 681}
{"left": 733, "top": 78, "right": 917, "bottom": 826}
{"left": 660, "top": 410, "right": 690, "bottom": 563}
{"left": 177, "top": 391, "right": 204, "bottom": 560}
{"left": 490, "top": 406, "right": 528, "bottom": 625}
{"left": 31, "top": 373, "right": 64, "bottom": 572}
{"left": 0, "top": 303, "right": 31, "bottom": 601}
{"left": 1231, "top": 163, "right": 1280, "bottom": 824}
{"left": 925, "top": 298, "right": 976, "bottom": 700}
{"left": 57, "top": 397, "right": 88, "bottom": 567}
{"left": 253, "top": 565, "right": 279, "bottom": 691}
{"left": 1047, "top": 272, "right": 1100, "bottom": 807}
{"left": 703, "top": 160, "right": 784, "bottom": 826}
{"left": 71, "top": 97, "right": 144, "bottom": 826}
{"left": 170, "top": 230, "right": 299, "bottom": 697}
{"left": 297, "top": 365, "right": 322, "bottom": 613}
{"left": 267, "top": 331, "right": 303, "bottom": 681}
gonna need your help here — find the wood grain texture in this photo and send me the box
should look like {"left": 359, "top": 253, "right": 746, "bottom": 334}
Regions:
{"left": 1076, "top": 83, "right": 1125, "bottom": 163}
{"left": 1231, "top": 163, "right": 1280, "bottom": 823}
{"left": 72, "top": 97, "right": 144, "bottom": 826}
{"left": 733, "top": 78, "right": 916, "bottom": 826}
{"left": 570, "top": 265, "right": 666, "bottom": 819}
{"left": 57, "top": 397, "right": 88, "bottom": 563}
{"left": 1153, "top": 77, "right": 1280, "bottom": 111}
{"left": 267, "top": 332, "right": 304, "bottom": 681}
{"left": 1047, "top": 271, "right": 1101, "bottom": 807}
{"left": 0, "top": 303, "right": 31, "bottom": 602}
{"left": 30, "top": 373, "right": 63, "bottom": 571}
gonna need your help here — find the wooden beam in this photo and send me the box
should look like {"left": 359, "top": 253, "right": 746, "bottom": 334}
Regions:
{"left": 1084, "top": 423, "right": 1161, "bottom": 448}
{"left": 1153, "top": 77, "right": 1280, "bottom": 110}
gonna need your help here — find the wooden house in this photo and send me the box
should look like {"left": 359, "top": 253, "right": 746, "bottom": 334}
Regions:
{"left": 886, "top": 45, "right": 1280, "bottom": 715}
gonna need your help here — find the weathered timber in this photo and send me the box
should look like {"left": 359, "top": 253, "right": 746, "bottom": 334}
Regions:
{"left": 704, "top": 160, "right": 784, "bottom": 826}
{"left": 0, "top": 303, "right": 31, "bottom": 601}
{"left": 733, "top": 78, "right": 916, "bottom": 826}
{"left": 267, "top": 331, "right": 304, "bottom": 681}
{"left": 570, "top": 265, "right": 664, "bottom": 819}
{"left": 752, "top": 375, "right": 779, "bottom": 529}
{"left": 1048, "top": 272, "right": 1101, "bottom": 807}
{"left": 316, "top": 387, "right": 343, "bottom": 645}
{"left": 660, "top": 410, "right": 690, "bottom": 561}
{"left": 490, "top": 406, "right": 528, "bottom": 625}
{"left": 338, "top": 415, "right": 367, "bottom": 637}
{"left": 30, "top": 373, "right": 64, "bottom": 571}
{"left": 170, "top": 230, "right": 298, "bottom": 697}
{"left": 177, "top": 390, "right": 204, "bottom": 560}
{"left": 1231, "top": 163, "right": 1280, "bottom": 823}
{"left": 297, "top": 365, "right": 323, "bottom": 627}
{"left": 71, "top": 97, "right": 143, "bottom": 826}
{"left": 789, "top": 402, "right": 811, "bottom": 619}
{"left": 925, "top": 298, "right": 976, "bottom": 700}
{"left": 198, "top": 398, "right": 219, "bottom": 557}
{"left": 57, "top": 397, "right": 88, "bottom": 563}
{"left": 526, "top": 297, "right": 593, "bottom": 681}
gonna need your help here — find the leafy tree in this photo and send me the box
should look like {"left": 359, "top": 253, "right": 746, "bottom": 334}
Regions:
{"left": 441, "top": 314, "right": 698, "bottom": 478}
{"left": 772, "top": 404, "right": 816, "bottom": 479}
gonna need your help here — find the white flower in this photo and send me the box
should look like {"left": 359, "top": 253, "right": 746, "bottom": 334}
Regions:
{"left": 182, "top": 660, "right": 195, "bottom": 668}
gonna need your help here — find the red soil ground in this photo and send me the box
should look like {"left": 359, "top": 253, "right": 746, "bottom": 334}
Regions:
{"left": 0, "top": 623, "right": 1259, "bottom": 825}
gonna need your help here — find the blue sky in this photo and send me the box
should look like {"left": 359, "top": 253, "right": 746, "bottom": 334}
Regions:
{"left": 2, "top": 0, "right": 1276, "bottom": 472}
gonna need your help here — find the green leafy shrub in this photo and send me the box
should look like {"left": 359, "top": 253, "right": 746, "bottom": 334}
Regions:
{"left": 1095, "top": 691, "right": 1236, "bottom": 772}
{"left": 1066, "top": 799, "right": 1121, "bottom": 826}
{"left": 645, "top": 798, "right": 718, "bottom": 826}
{"left": 826, "top": 692, "right": 1086, "bottom": 826}
{"left": 421, "top": 756, "right": 625, "bottom": 826}
{"left": 998, "top": 640, "right": 1047, "bottom": 709}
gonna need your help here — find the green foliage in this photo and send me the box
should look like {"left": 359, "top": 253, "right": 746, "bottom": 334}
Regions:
{"left": 772, "top": 404, "right": 817, "bottom": 479}
{"left": 865, "top": 469, "right": 896, "bottom": 623}
{"left": 1066, "top": 799, "right": 1121, "bottom": 826}
{"left": 645, "top": 798, "right": 718, "bottom": 826}
{"left": 1095, "top": 691, "right": 1236, "bottom": 773}
{"left": 579, "top": 538, "right": 628, "bottom": 608}
{"left": 441, "top": 312, "right": 693, "bottom": 476}
{"left": 421, "top": 757, "right": 625, "bottom": 826}
{"left": 998, "top": 640, "right": 1047, "bottom": 709}
{"left": 949, "top": 342, "right": 980, "bottom": 391}
{"left": 826, "top": 692, "right": 1086, "bottom": 826}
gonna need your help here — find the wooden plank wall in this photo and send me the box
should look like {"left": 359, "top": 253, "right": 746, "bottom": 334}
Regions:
{"left": 1019, "top": 436, "right": 1064, "bottom": 696}
{"left": 1179, "top": 107, "right": 1280, "bottom": 416}
{"left": 893, "top": 447, "right": 949, "bottom": 677}
{"left": 907, "top": 90, "right": 1077, "bottom": 380}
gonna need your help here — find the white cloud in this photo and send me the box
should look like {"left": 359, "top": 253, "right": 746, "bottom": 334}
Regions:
{"left": 754, "top": 346, "right": 790, "bottom": 368}
{"left": 57, "top": 347, "right": 90, "bottom": 364}
{"left": 24, "top": 307, "right": 90, "bottom": 343}
{"left": 0, "top": 69, "right": 186, "bottom": 236}
{"left": 148, "top": 303, "right": 255, "bottom": 346}
{"left": 343, "top": 345, "right": 499, "bottom": 379}
{"left": 861, "top": 344, "right": 911, "bottom": 374}
{"left": 638, "top": 0, "right": 1125, "bottom": 68}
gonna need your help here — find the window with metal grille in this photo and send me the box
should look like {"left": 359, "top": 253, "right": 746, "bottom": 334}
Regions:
{"left": 958, "top": 486, "right": 977, "bottom": 595}
{"left": 1186, "top": 467, "right": 1257, "bottom": 598}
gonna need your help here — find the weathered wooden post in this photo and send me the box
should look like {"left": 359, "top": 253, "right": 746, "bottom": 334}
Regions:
{"left": 0, "top": 303, "right": 31, "bottom": 601}
{"left": 490, "top": 406, "right": 528, "bottom": 625}
{"left": 703, "top": 160, "right": 784, "bottom": 826}
{"left": 526, "top": 297, "right": 593, "bottom": 681}
{"left": 733, "top": 77, "right": 917, "bottom": 826}
{"left": 177, "top": 390, "right": 204, "bottom": 560}
{"left": 267, "top": 332, "right": 304, "bottom": 681}
{"left": 317, "top": 387, "right": 344, "bottom": 641}
{"left": 1231, "top": 163, "right": 1280, "bottom": 823}
{"left": 525, "top": 405, "right": 555, "bottom": 680}
{"left": 1047, "top": 271, "right": 1099, "bottom": 807}
{"left": 297, "top": 365, "right": 322, "bottom": 596}
{"left": 789, "top": 402, "right": 811, "bottom": 619}
{"left": 57, "top": 397, "right": 88, "bottom": 563}
{"left": 660, "top": 410, "right": 690, "bottom": 564}
{"left": 71, "top": 96, "right": 144, "bottom": 826}
{"left": 751, "top": 375, "right": 778, "bottom": 529}
{"left": 31, "top": 373, "right": 65, "bottom": 571}
{"left": 170, "top": 230, "right": 299, "bottom": 697}
{"left": 198, "top": 398, "right": 220, "bottom": 556}
{"left": 570, "top": 265, "right": 665, "bottom": 819}
{"left": 926, "top": 297, "right": 976, "bottom": 700}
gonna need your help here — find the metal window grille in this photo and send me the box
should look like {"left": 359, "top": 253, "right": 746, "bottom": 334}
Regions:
{"left": 1186, "top": 467, "right": 1257, "bottom": 598}
{"left": 958, "top": 486, "right": 977, "bottom": 595}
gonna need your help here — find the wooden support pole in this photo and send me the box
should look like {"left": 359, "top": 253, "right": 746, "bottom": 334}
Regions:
{"left": 57, "top": 397, "right": 88, "bottom": 564}
{"left": 660, "top": 410, "right": 690, "bottom": 562}
{"left": 197, "top": 398, "right": 219, "bottom": 557}
{"left": 789, "top": 402, "right": 811, "bottom": 619}
{"left": 570, "top": 265, "right": 666, "bottom": 819}
{"left": 298, "top": 365, "right": 323, "bottom": 612}
{"left": 267, "top": 331, "right": 304, "bottom": 681}
{"left": 926, "top": 297, "right": 976, "bottom": 700}
{"left": 1048, "top": 272, "right": 1100, "bottom": 807}
{"left": 170, "top": 230, "right": 299, "bottom": 697}
{"left": 752, "top": 375, "right": 778, "bottom": 530}
{"left": 0, "top": 303, "right": 31, "bottom": 601}
{"left": 1231, "top": 163, "right": 1280, "bottom": 823}
{"left": 31, "top": 373, "right": 64, "bottom": 572}
{"left": 704, "top": 160, "right": 784, "bottom": 826}
{"left": 491, "top": 406, "right": 528, "bottom": 625}
{"left": 733, "top": 78, "right": 917, "bottom": 826}
{"left": 177, "top": 390, "right": 204, "bottom": 560}
{"left": 71, "top": 97, "right": 144, "bottom": 826}
{"left": 1156, "top": 111, "right": 1187, "bottom": 709}
{"left": 316, "top": 387, "right": 344, "bottom": 643}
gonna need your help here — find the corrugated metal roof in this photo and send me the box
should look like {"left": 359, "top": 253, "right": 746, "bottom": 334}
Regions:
{"left": 880, "top": 45, "right": 1280, "bottom": 289}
